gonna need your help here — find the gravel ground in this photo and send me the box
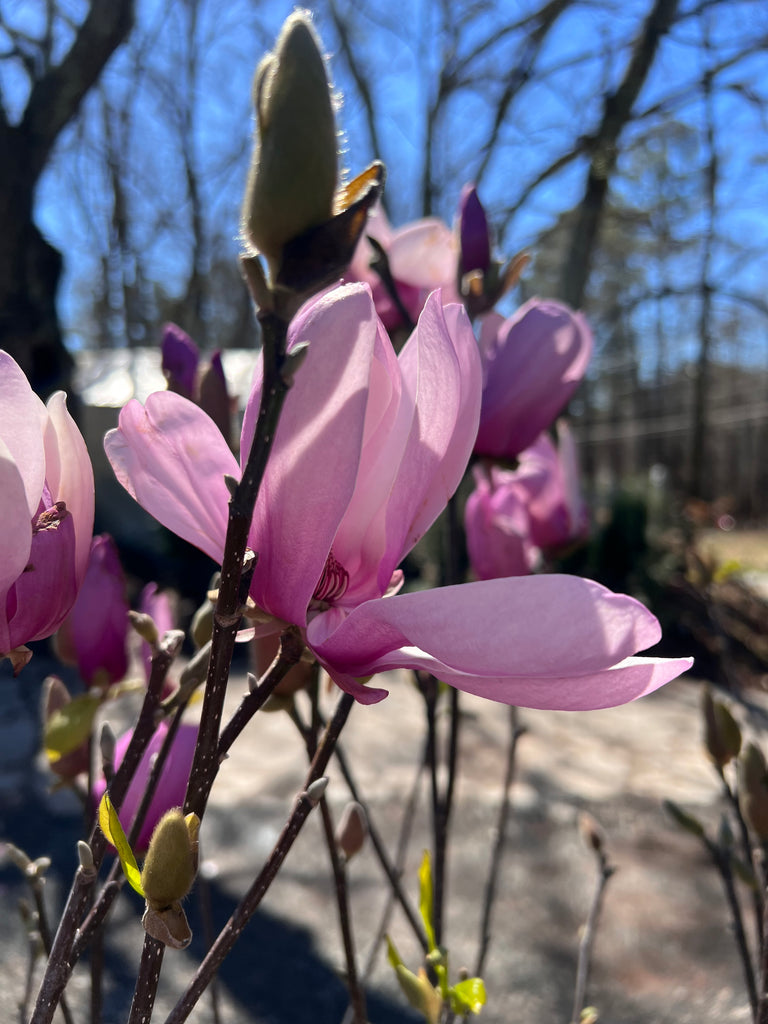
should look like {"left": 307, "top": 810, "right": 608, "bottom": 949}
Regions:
{"left": 0, "top": 651, "right": 758, "bottom": 1024}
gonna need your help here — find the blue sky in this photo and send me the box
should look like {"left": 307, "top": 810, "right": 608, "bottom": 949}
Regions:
{"left": 4, "top": 0, "right": 765, "bottom": 369}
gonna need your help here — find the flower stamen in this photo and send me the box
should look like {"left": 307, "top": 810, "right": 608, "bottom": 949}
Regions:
{"left": 313, "top": 551, "right": 349, "bottom": 604}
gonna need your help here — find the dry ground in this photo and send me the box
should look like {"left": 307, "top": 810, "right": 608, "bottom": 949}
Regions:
{"left": 1, "top": 656, "right": 761, "bottom": 1024}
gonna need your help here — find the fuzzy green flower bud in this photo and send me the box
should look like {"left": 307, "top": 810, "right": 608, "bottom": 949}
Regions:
{"left": 739, "top": 743, "right": 768, "bottom": 841}
{"left": 242, "top": 12, "right": 338, "bottom": 270}
{"left": 140, "top": 808, "right": 199, "bottom": 910}
{"left": 702, "top": 689, "right": 741, "bottom": 769}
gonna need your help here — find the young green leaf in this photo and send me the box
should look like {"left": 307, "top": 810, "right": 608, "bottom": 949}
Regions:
{"left": 44, "top": 693, "right": 101, "bottom": 761}
{"left": 450, "top": 976, "right": 487, "bottom": 1015}
{"left": 418, "top": 849, "right": 437, "bottom": 952}
{"left": 98, "top": 792, "right": 145, "bottom": 897}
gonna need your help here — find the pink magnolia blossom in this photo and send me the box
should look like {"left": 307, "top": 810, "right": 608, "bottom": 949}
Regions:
{"left": 93, "top": 721, "right": 198, "bottom": 852}
{"left": 55, "top": 534, "right": 129, "bottom": 687}
{"left": 465, "top": 424, "right": 589, "bottom": 581}
{"left": 464, "top": 465, "right": 537, "bottom": 580}
{"left": 105, "top": 284, "right": 690, "bottom": 710}
{"left": 516, "top": 422, "right": 589, "bottom": 551}
{"left": 161, "top": 324, "right": 234, "bottom": 447}
{"left": 0, "top": 352, "right": 94, "bottom": 659}
{"left": 348, "top": 205, "right": 459, "bottom": 331}
{"left": 474, "top": 299, "right": 592, "bottom": 459}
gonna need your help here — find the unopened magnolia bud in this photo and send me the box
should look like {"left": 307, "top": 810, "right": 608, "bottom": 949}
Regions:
{"left": 283, "top": 342, "right": 310, "bottom": 384}
{"left": 28, "top": 856, "right": 51, "bottom": 879}
{"left": 335, "top": 801, "right": 367, "bottom": 860}
{"left": 702, "top": 690, "right": 741, "bottom": 768}
{"left": 78, "top": 840, "right": 96, "bottom": 877}
{"left": 190, "top": 597, "right": 214, "bottom": 649}
{"left": 129, "top": 611, "right": 159, "bottom": 647}
{"left": 426, "top": 947, "right": 446, "bottom": 968}
{"left": 394, "top": 964, "right": 442, "bottom": 1021}
{"left": 198, "top": 352, "right": 232, "bottom": 447}
{"left": 739, "top": 743, "right": 768, "bottom": 840}
{"left": 160, "top": 629, "right": 185, "bottom": 659}
{"left": 578, "top": 811, "right": 605, "bottom": 855}
{"left": 242, "top": 12, "right": 337, "bottom": 269}
{"left": 5, "top": 843, "right": 32, "bottom": 872}
{"left": 141, "top": 809, "right": 199, "bottom": 910}
{"left": 458, "top": 184, "right": 491, "bottom": 277}
{"left": 100, "top": 722, "right": 116, "bottom": 778}
{"left": 305, "top": 777, "right": 329, "bottom": 806}
{"left": 43, "top": 676, "right": 71, "bottom": 721}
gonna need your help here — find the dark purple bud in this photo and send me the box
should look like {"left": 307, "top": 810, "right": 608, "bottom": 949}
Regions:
{"left": 161, "top": 324, "right": 199, "bottom": 399}
{"left": 55, "top": 534, "right": 129, "bottom": 687}
{"left": 458, "top": 184, "right": 490, "bottom": 277}
{"left": 198, "top": 351, "right": 233, "bottom": 448}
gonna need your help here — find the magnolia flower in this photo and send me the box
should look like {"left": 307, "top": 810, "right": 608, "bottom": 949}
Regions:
{"left": 474, "top": 299, "right": 592, "bottom": 459}
{"left": 465, "top": 424, "right": 588, "bottom": 581}
{"left": 93, "top": 721, "right": 198, "bottom": 852}
{"left": 519, "top": 422, "right": 589, "bottom": 550}
{"left": 464, "top": 465, "right": 537, "bottom": 580}
{"left": 106, "top": 284, "right": 690, "bottom": 710}
{"left": 348, "top": 205, "right": 459, "bottom": 331}
{"left": 0, "top": 351, "right": 94, "bottom": 664}
{"left": 55, "top": 534, "right": 129, "bottom": 687}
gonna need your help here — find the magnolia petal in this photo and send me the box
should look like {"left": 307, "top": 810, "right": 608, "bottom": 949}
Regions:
{"left": 388, "top": 219, "right": 458, "bottom": 290}
{"left": 321, "top": 665, "right": 390, "bottom": 705}
{"left": 476, "top": 299, "right": 592, "bottom": 458}
{"left": 308, "top": 575, "right": 689, "bottom": 710}
{"left": 0, "top": 351, "right": 48, "bottom": 516}
{"left": 105, "top": 393, "right": 237, "bottom": 565}
{"left": 405, "top": 655, "right": 694, "bottom": 711}
{"left": 379, "top": 294, "right": 481, "bottom": 586}
{"left": 44, "top": 392, "right": 95, "bottom": 588}
{"left": 6, "top": 512, "right": 79, "bottom": 647}
{"left": 0, "top": 440, "right": 33, "bottom": 601}
{"left": 241, "top": 284, "right": 379, "bottom": 626}
{"left": 93, "top": 722, "right": 198, "bottom": 853}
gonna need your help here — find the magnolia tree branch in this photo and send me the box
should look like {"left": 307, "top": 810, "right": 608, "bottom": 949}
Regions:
{"left": 127, "top": 934, "right": 165, "bottom": 1024}
{"left": 164, "top": 691, "right": 356, "bottom": 1024}
{"left": 183, "top": 296, "right": 297, "bottom": 823}
{"left": 318, "top": 797, "right": 367, "bottom": 1024}
{"left": 30, "top": 633, "right": 182, "bottom": 1024}
{"left": 475, "top": 706, "right": 526, "bottom": 978}
{"left": 570, "top": 824, "right": 616, "bottom": 1024}
{"left": 332, "top": 741, "right": 429, "bottom": 952}
{"left": 217, "top": 627, "right": 305, "bottom": 759}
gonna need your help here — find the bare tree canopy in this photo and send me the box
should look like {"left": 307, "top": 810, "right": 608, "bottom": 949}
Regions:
{"left": 0, "top": 0, "right": 133, "bottom": 396}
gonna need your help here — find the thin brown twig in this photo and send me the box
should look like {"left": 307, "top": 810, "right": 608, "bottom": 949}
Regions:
{"left": 475, "top": 706, "right": 526, "bottom": 978}
{"left": 290, "top": 691, "right": 368, "bottom": 1023}
{"left": 707, "top": 838, "right": 758, "bottom": 1021}
{"left": 127, "top": 933, "right": 165, "bottom": 1024}
{"left": 570, "top": 834, "right": 616, "bottom": 1024}
{"left": 318, "top": 798, "right": 367, "bottom": 1024}
{"left": 163, "top": 691, "right": 355, "bottom": 1024}
{"left": 332, "top": 741, "right": 429, "bottom": 953}
{"left": 30, "top": 635, "right": 182, "bottom": 1024}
